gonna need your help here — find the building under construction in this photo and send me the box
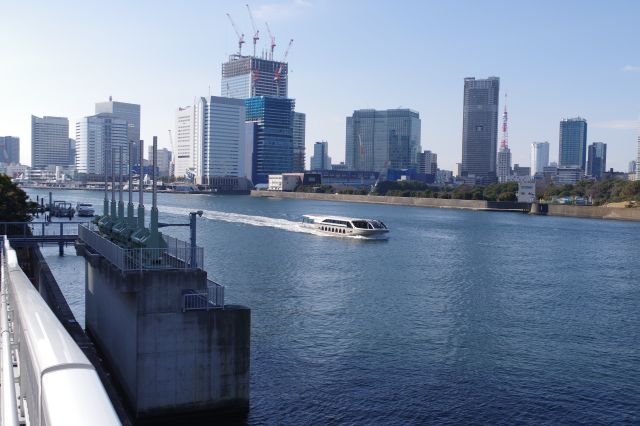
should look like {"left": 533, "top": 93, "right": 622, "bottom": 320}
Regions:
{"left": 222, "top": 55, "right": 288, "bottom": 99}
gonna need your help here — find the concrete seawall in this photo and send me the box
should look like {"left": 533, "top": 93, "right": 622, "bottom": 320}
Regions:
{"left": 547, "top": 204, "right": 640, "bottom": 221}
{"left": 250, "top": 190, "right": 488, "bottom": 210}
{"left": 251, "top": 191, "right": 640, "bottom": 222}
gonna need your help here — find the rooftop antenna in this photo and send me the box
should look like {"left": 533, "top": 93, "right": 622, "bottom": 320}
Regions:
{"left": 226, "top": 13, "right": 245, "bottom": 56}
{"left": 246, "top": 4, "right": 260, "bottom": 57}
{"left": 265, "top": 22, "right": 276, "bottom": 60}
{"left": 138, "top": 139, "right": 145, "bottom": 229}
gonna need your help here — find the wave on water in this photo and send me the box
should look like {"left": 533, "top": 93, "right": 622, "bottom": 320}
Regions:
{"left": 158, "top": 205, "right": 385, "bottom": 240}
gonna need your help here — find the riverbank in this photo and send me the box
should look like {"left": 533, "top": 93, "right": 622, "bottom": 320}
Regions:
{"left": 250, "top": 190, "right": 640, "bottom": 222}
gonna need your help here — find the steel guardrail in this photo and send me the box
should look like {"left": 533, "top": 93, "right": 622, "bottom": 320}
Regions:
{"left": 78, "top": 224, "right": 204, "bottom": 272}
{"left": 183, "top": 280, "right": 225, "bottom": 311}
{"left": 2, "top": 236, "right": 119, "bottom": 425}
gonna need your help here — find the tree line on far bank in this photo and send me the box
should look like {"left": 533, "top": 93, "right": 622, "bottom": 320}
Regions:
{"left": 296, "top": 178, "right": 640, "bottom": 205}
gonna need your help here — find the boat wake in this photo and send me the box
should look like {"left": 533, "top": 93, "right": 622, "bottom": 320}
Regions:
{"left": 158, "top": 205, "right": 386, "bottom": 240}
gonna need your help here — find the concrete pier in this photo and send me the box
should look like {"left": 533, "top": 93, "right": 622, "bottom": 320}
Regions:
{"left": 77, "top": 242, "right": 250, "bottom": 421}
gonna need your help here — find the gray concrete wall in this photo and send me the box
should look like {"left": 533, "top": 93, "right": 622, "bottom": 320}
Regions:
{"left": 81, "top": 247, "right": 250, "bottom": 420}
{"left": 547, "top": 204, "right": 640, "bottom": 221}
{"left": 251, "top": 190, "right": 488, "bottom": 209}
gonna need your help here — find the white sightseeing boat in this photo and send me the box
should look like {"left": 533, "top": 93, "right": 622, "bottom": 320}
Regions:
{"left": 302, "top": 215, "right": 389, "bottom": 237}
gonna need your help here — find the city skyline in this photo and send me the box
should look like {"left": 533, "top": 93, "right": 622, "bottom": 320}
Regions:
{"left": 1, "top": 1, "right": 639, "bottom": 172}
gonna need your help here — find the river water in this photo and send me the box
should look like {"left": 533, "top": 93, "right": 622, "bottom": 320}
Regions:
{"left": 28, "top": 189, "right": 640, "bottom": 425}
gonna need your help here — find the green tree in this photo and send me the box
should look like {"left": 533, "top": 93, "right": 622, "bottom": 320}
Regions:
{"left": 0, "top": 175, "right": 37, "bottom": 234}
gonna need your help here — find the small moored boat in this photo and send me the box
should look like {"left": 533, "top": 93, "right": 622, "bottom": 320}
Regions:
{"left": 302, "top": 215, "right": 389, "bottom": 237}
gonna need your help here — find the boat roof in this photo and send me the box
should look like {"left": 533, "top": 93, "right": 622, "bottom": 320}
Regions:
{"left": 303, "top": 215, "right": 382, "bottom": 222}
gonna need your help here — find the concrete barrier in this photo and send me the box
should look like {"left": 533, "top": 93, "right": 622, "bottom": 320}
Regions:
{"left": 547, "top": 204, "right": 640, "bottom": 221}
{"left": 251, "top": 190, "right": 488, "bottom": 210}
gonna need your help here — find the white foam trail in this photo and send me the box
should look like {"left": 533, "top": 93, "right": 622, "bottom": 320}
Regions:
{"left": 158, "top": 205, "right": 385, "bottom": 240}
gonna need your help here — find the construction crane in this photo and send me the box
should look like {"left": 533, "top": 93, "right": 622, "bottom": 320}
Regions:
{"left": 265, "top": 22, "right": 276, "bottom": 60}
{"left": 246, "top": 4, "right": 259, "bottom": 57}
{"left": 274, "top": 38, "right": 293, "bottom": 96}
{"left": 226, "top": 13, "right": 245, "bottom": 56}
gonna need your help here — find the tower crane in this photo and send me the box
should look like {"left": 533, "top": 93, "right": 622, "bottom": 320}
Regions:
{"left": 246, "top": 4, "right": 259, "bottom": 57}
{"left": 265, "top": 22, "right": 276, "bottom": 60}
{"left": 226, "top": 13, "right": 245, "bottom": 56}
{"left": 274, "top": 38, "right": 293, "bottom": 96}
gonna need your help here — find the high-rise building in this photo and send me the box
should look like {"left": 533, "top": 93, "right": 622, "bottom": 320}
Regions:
{"left": 245, "top": 96, "right": 295, "bottom": 183}
{"left": 629, "top": 160, "right": 637, "bottom": 174}
{"left": 418, "top": 150, "right": 437, "bottom": 175}
{"left": 75, "top": 114, "right": 128, "bottom": 176}
{"left": 174, "top": 97, "right": 250, "bottom": 183}
{"left": 559, "top": 117, "right": 587, "bottom": 170}
{"left": 31, "top": 116, "right": 70, "bottom": 168}
{"left": 221, "top": 56, "right": 288, "bottom": 99}
{"left": 68, "top": 138, "right": 76, "bottom": 166}
{"left": 148, "top": 146, "right": 172, "bottom": 178}
{"left": 0, "top": 136, "right": 20, "bottom": 164}
{"left": 345, "top": 109, "right": 421, "bottom": 172}
{"left": 460, "top": 77, "right": 500, "bottom": 182}
{"left": 95, "top": 97, "right": 141, "bottom": 165}
{"left": 637, "top": 136, "right": 640, "bottom": 181}
{"left": 586, "top": 142, "right": 607, "bottom": 180}
{"left": 174, "top": 100, "right": 204, "bottom": 179}
{"left": 310, "top": 141, "right": 331, "bottom": 171}
{"left": 531, "top": 142, "right": 550, "bottom": 176}
{"left": 202, "top": 96, "right": 249, "bottom": 182}
{"left": 292, "top": 112, "right": 306, "bottom": 172}
{"left": 497, "top": 147, "right": 512, "bottom": 182}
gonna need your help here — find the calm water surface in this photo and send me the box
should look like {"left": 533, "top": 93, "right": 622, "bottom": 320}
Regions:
{"left": 31, "top": 189, "right": 640, "bottom": 425}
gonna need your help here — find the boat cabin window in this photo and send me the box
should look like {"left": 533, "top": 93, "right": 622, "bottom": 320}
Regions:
{"left": 352, "top": 220, "right": 368, "bottom": 229}
{"left": 370, "top": 220, "right": 386, "bottom": 229}
{"left": 303, "top": 217, "right": 315, "bottom": 224}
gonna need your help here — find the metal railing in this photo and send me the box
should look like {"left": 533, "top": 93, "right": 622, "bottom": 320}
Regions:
{"left": 1, "top": 236, "right": 119, "bottom": 425}
{"left": 183, "top": 279, "right": 225, "bottom": 311}
{"left": 0, "top": 221, "right": 82, "bottom": 239}
{"left": 78, "top": 224, "right": 204, "bottom": 272}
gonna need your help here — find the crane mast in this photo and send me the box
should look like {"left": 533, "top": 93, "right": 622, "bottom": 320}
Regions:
{"left": 226, "top": 13, "right": 245, "bottom": 56}
{"left": 274, "top": 38, "right": 293, "bottom": 96}
{"left": 246, "top": 4, "right": 260, "bottom": 57}
{"left": 265, "top": 22, "right": 276, "bottom": 60}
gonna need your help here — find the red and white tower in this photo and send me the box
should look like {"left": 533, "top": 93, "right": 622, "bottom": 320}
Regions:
{"left": 497, "top": 93, "right": 512, "bottom": 182}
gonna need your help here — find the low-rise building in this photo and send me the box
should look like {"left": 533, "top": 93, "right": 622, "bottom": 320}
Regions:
{"left": 517, "top": 182, "right": 536, "bottom": 203}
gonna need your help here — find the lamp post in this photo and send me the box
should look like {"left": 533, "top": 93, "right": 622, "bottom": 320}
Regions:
{"left": 158, "top": 210, "right": 203, "bottom": 268}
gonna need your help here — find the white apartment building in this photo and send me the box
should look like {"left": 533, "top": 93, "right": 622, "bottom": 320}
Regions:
{"left": 531, "top": 142, "right": 550, "bottom": 176}
{"left": 75, "top": 114, "right": 128, "bottom": 176}
{"left": 174, "top": 96, "right": 251, "bottom": 183}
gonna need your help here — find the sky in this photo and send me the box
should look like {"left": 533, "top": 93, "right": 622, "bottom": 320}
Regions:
{"left": 1, "top": 0, "right": 639, "bottom": 172}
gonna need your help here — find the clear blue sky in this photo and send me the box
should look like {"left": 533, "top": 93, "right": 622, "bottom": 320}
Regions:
{"left": 1, "top": 0, "right": 639, "bottom": 172}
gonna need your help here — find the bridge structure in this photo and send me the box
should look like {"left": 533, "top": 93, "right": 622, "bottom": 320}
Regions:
{"left": 0, "top": 221, "right": 84, "bottom": 256}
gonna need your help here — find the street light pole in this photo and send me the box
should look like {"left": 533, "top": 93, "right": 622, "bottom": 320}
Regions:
{"left": 158, "top": 210, "right": 203, "bottom": 268}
